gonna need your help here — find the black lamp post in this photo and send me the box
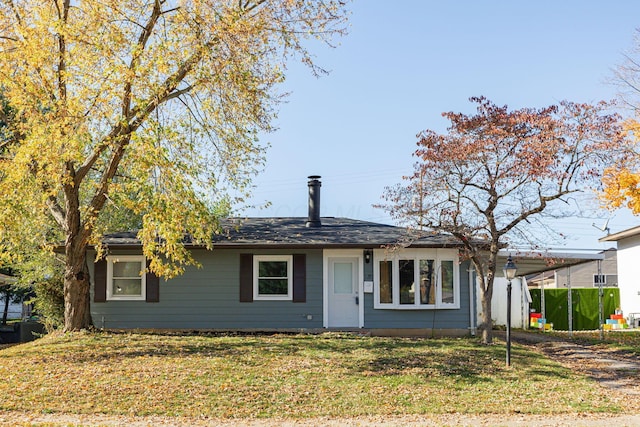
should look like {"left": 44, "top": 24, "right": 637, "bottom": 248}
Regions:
{"left": 503, "top": 255, "right": 517, "bottom": 367}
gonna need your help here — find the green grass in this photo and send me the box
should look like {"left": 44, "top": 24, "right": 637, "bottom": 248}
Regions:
{"left": 0, "top": 332, "right": 624, "bottom": 419}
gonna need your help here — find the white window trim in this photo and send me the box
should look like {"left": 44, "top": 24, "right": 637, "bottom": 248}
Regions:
{"left": 106, "top": 255, "right": 146, "bottom": 301}
{"left": 437, "top": 258, "right": 459, "bottom": 308}
{"left": 373, "top": 249, "right": 460, "bottom": 310}
{"left": 253, "top": 255, "right": 293, "bottom": 301}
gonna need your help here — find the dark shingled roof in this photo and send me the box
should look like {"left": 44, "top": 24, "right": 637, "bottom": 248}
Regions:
{"left": 101, "top": 217, "right": 464, "bottom": 249}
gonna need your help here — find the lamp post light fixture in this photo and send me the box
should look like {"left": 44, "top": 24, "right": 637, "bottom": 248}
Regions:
{"left": 503, "top": 255, "right": 517, "bottom": 367}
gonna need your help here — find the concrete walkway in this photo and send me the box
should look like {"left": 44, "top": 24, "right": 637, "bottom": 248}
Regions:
{"left": 505, "top": 330, "right": 640, "bottom": 397}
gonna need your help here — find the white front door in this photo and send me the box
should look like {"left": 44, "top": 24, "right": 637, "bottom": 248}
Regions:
{"left": 327, "top": 257, "right": 360, "bottom": 328}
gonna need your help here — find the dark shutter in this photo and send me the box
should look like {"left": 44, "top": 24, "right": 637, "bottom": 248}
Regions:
{"left": 239, "top": 253, "right": 253, "bottom": 302}
{"left": 293, "top": 254, "right": 306, "bottom": 303}
{"left": 145, "top": 260, "right": 160, "bottom": 303}
{"left": 94, "top": 258, "right": 107, "bottom": 303}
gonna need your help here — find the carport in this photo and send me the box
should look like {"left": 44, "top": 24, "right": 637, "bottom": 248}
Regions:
{"left": 478, "top": 250, "right": 605, "bottom": 332}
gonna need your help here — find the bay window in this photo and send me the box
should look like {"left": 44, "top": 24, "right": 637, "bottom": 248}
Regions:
{"left": 374, "top": 249, "right": 459, "bottom": 309}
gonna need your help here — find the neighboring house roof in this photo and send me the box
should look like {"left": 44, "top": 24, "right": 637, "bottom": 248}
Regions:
{"left": 101, "top": 217, "right": 468, "bottom": 249}
{"left": 0, "top": 272, "right": 16, "bottom": 285}
{"left": 599, "top": 225, "right": 640, "bottom": 242}
{"left": 497, "top": 249, "right": 604, "bottom": 277}
{"left": 522, "top": 249, "right": 617, "bottom": 289}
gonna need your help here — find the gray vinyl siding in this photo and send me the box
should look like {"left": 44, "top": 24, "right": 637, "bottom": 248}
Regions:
{"left": 363, "top": 260, "right": 473, "bottom": 330}
{"left": 89, "top": 249, "right": 323, "bottom": 330}
{"left": 89, "top": 248, "right": 474, "bottom": 332}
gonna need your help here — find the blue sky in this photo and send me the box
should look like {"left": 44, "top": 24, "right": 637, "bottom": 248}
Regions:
{"left": 244, "top": 1, "right": 640, "bottom": 250}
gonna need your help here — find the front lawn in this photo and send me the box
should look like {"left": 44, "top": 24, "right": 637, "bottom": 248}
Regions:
{"left": 0, "top": 332, "right": 624, "bottom": 419}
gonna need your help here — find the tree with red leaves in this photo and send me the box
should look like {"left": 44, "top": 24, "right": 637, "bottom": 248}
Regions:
{"left": 381, "top": 97, "right": 628, "bottom": 344}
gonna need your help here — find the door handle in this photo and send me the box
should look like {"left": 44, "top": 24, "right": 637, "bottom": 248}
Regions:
{"left": 355, "top": 296, "right": 359, "bottom": 305}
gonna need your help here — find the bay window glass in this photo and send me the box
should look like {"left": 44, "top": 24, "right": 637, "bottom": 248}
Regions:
{"left": 441, "top": 260, "right": 455, "bottom": 304}
{"left": 399, "top": 259, "right": 415, "bottom": 304}
{"left": 379, "top": 260, "right": 393, "bottom": 304}
{"left": 374, "top": 250, "right": 459, "bottom": 309}
{"left": 419, "top": 259, "right": 435, "bottom": 304}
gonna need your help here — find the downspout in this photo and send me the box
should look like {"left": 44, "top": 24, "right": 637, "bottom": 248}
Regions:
{"left": 567, "top": 266, "right": 573, "bottom": 338}
{"left": 468, "top": 265, "right": 476, "bottom": 336}
{"left": 520, "top": 277, "right": 526, "bottom": 329}
{"left": 541, "top": 271, "right": 546, "bottom": 324}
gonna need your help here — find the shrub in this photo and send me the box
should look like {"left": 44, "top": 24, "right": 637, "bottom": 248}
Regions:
{"left": 32, "top": 279, "right": 64, "bottom": 332}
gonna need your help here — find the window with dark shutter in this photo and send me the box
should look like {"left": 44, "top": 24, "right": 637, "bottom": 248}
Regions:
{"left": 106, "top": 255, "right": 146, "bottom": 300}
{"left": 94, "top": 258, "right": 107, "bottom": 303}
{"left": 239, "top": 253, "right": 253, "bottom": 302}
{"left": 293, "top": 254, "right": 306, "bottom": 303}
{"left": 145, "top": 260, "right": 160, "bottom": 303}
{"left": 240, "top": 253, "right": 306, "bottom": 302}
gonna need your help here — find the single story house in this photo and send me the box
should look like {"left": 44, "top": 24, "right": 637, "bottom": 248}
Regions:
{"left": 90, "top": 176, "right": 478, "bottom": 336}
{"left": 89, "top": 176, "right": 604, "bottom": 335}
{"left": 600, "top": 227, "right": 640, "bottom": 327}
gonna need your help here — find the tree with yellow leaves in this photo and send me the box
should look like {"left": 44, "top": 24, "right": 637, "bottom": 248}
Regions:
{"left": 602, "top": 120, "right": 640, "bottom": 213}
{"left": 0, "top": 1, "right": 349, "bottom": 331}
{"left": 603, "top": 31, "right": 640, "bottom": 214}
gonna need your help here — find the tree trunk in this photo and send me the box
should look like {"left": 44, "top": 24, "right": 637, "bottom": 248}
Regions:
{"left": 472, "top": 249, "right": 498, "bottom": 345}
{"left": 61, "top": 173, "right": 94, "bottom": 332}
{"left": 2, "top": 290, "right": 9, "bottom": 325}
{"left": 63, "top": 244, "right": 93, "bottom": 331}
{"left": 63, "top": 264, "right": 92, "bottom": 331}
{"left": 479, "top": 285, "right": 493, "bottom": 344}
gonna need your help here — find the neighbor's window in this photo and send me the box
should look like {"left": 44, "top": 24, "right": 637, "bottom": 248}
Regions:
{"left": 593, "top": 274, "right": 618, "bottom": 287}
{"left": 374, "top": 250, "right": 459, "bottom": 309}
{"left": 106, "top": 255, "right": 146, "bottom": 301}
{"left": 253, "top": 255, "right": 293, "bottom": 300}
